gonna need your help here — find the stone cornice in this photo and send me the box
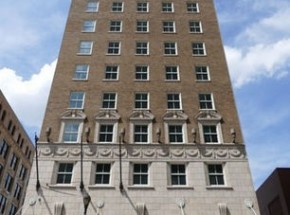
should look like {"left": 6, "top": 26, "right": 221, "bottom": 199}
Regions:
{"left": 37, "top": 143, "right": 246, "bottom": 161}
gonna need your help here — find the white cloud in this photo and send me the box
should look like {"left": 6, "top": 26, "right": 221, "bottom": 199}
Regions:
{"left": 0, "top": 60, "right": 56, "bottom": 128}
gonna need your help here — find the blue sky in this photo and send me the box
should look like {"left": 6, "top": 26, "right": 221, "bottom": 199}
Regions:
{"left": 0, "top": 0, "right": 290, "bottom": 189}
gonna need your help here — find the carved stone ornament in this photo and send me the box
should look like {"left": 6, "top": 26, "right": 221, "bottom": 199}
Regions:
{"left": 54, "top": 202, "right": 64, "bottom": 215}
{"left": 218, "top": 202, "right": 228, "bottom": 215}
{"left": 129, "top": 110, "right": 155, "bottom": 121}
{"left": 163, "top": 111, "right": 188, "bottom": 121}
{"left": 61, "top": 110, "right": 86, "bottom": 120}
{"left": 196, "top": 111, "right": 222, "bottom": 123}
{"left": 95, "top": 110, "right": 120, "bottom": 121}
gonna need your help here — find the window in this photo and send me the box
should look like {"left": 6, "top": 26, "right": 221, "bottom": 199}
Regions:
{"left": 13, "top": 183, "right": 22, "bottom": 201}
{"left": 63, "top": 122, "right": 80, "bottom": 143}
{"left": 162, "top": 2, "right": 173, "bottom": 12}
{"left": 102, "top": 93, "right": 116, "bottom": 109}
{"left": 187, "top": 2, "right": 199, "bottom": 13}
{"left": 1, "top": 110, "right": 6, "bottom": 121}
{"left": 163, "top": 21, "right": 175, "bottom": 33}
{"left": 189, "top": 21, "right": 202, "bottom": 33}
{"left": 164, "top": 42, "right": 177, "bottom": 55}
{"left": 69, "top": 92, "right": 85, "bottom": 109}
{"left": 167, "top": 93, "right": 181, "bottom": 109}
{"left": 56, "top": 163, "right": 74, "bottom": 184}
{"left": 135, "top": 65, "right": 149, "bottom": 80}
{"left": 165, "top": 66, "right": 179, "bottom": 80}
{"left": 95, "top": 163, "right": 111, "bottom": 184}
{"left": 82, "top": 20, "right": 96, "bottom": 32}
{"left": 195, "top": 66, "right": 209, "bottom": 81}
{"left": 86, "top": 1, "right": 99, "bottom": 12}
{"left": 78, "top": 41, "right": 93, "bottom": 55}
{"left": 107, "top": 42, "right": 121, "bottom": 55}
{"left": 4, "top": 174, "right": 13, "bottom": 192}
{"left": 133, "top": 164, "right": 148, "bottom": 185}
{"left": 135, "top": 93, "right": 148, "bottom": 109}
{"left": 73, "top": 64, "right": 89, "bottom": 80}
{"left": 199, "top": 93, "right": 213, "bottom": 109}
{"left": 136, "top": 42, "right": 149, "bottom": 55}
{"left": 168, "top": 125, "right": 183, "bottom": 143}
{"left": 0, "top": 139, "right": 9, "bottom": 158}
{"left": 192, "top": 42, "right": 206, "bottom": 56}
{"left": 0, "top": 194, "right": 7, "bottom": 214}
{"left": 203, "top": 125, "right": 218, "bottom": 143}
{"left": 110, "top": 20, "right": 122, "bottom": 32}
{"left": 0, "top": 164, "right": 3, "bottom": 177}
{"left": 134, "top": 125, "right": 148, "bottom": 143}
{"left": 10, "top": 153, "right": 19, "bottom": 171}
{"left": 207, "top": 164, "right": 225, "bottom": 185}
{"left": 137, "top": 2, "right": 148, "bottom": 12}
{"left": 170, "top": 164, "right": 186, "bottom": 185}
{"left": 19, "top": 165, "right": 27, "bottom": 180}
{"left": 8, "top": 204, "right": 17, "bottom": 215}
{"left": 112, "top": 2, "right": 123, "bottom": 12}
{"left": 105, "top": 65, "right": 119, "bottom": 80}
{"left": 99, "top": 124, "right": 114, "bottom": 143}
{"left": 136, "top": 20, "right": 148, "bottom": 32}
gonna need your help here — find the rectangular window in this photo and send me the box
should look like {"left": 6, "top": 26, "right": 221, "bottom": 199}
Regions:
{"left": 167, "top": 93, "right": 181, "bottom": 109}
{"left": 13, "top": 183, "right": 22, "bottom": 201}
{"left": 0, "top": 139, "right": 9, "bottom": 158}
{"left": 105, "top": 65, "right": 119, "bottom": 80}
{"left": 164, "top": 42, "right": 177, "bottom": 55}
{"left": 112, "top": 2, "right": 123, "bottom": 12}
{"left": 192, "top": 42, "right": 206, "bottom": 56}
{"left": 137, "top": 2, "right": 148, "bottom": 12}
{"left": 86, "top": 1, "right": 99, "bottom": 12}
{"left": 163, "top": 21, "right": 175, "bottom": 33}
{"left": 189, "top": 21, "right": 202, "bottom": 33}
{"left": 107, "top": 42, "right": 120, "bottom": 55}
{"left": 102, "top": 93, "right": 116, "bottom": 109}
{"left": 170, "top": 164, "right": 186, "bottom": 185}
{"left": 135, "top": 93, "right": 148, "bottom": 109}
{"left": 162, "top": 2, "right": 173, "bottom": 12}
{"left": 187, "top": 2, "right": 198, "bottom": 12}
{"left": 73, "top": 64, "right": 89, "bottom": 80}
{"left": 208, "top": 164, "right": 225, "bottom": 185}
{"left": 135, "top": 65, "right": 149, "bottom": 80}
{"left": 95, "top": 163, "right": 111, "bottom": 184}
{"left": 19, "top": 165, "right": 27, "bottom": 180}
{"left": 110, "top": 20, "right": 122, "bottom": 32}
{"left": 133, "top": 164, "right": 148, "bottom": 185}
{"left": 63, "top": 122, "right": 80, "bottom": 143}
{"left": 195, "top": 66, "right": 209, "bottom": 81}
{"left": 78, "top": 41, "right": 93, "bottom": 55}
{"left": 199, "top": 93, "right": 213, "bottom": 109}
{"left": 10, "top": 153, "right": 19, "bottom": 171}
{"left": 203, "top": 125, "right": 218, "bottom": 143}
{"left": 168, "top": 125, "right": 183, "bottom": 143}
{"left": 136, "top": 42, "right": 149, "bottom": 55}
{"left": 69, "top": 92, "right": 85, "bottom": 109}
{"left": 4, "top": 174, "right": 13, "bottom": 192}
{"left": 165, "top": 66, "right": 179, "bottom": 80}
{"left": 136, "top": 20, "right": 148, "bottom": 32}
{"left": 8, "top": 204, "right": 17, "bottom": 215}
{"left": 56, "top": 163, "right": 74, "bottom": 184}
{"left": 134, "top": 125, "right": 148, "bottom": 143}
{"left": 82, "top": 20, "right": 96, "bottom": 32}
{"left": 99, "top": 125, "right": 114, "bottom": 143}
{"left": 0, "top": 164, "right": 3, "bottom": 177}
{"left": 0, "top": 194, "right": 7, "bottom": 214}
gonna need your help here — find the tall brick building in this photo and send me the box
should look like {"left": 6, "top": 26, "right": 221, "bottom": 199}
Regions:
{"left": 24, "top": 0, "right": 259, "bottom": 214}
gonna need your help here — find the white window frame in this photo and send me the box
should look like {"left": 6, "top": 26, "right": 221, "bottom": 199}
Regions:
{"left": 167, "top": 93, "right": 182, "bottom": 110}
{"left": 162, "top": 2, "right": 174, "bottom": 12}
{"left": 135, "top": 65, "right": 149, "bottom": 81}
{"left": 163, "top": 21, "right": 176, "bottom": 33}
{"left": 86, "top": 1, "right": 99, "bottom": 12}
{"left": 102, "top": 92, "right": 117, "bottom": 109}
{"left": 104, "top": 65, "right": 119, "bottom": 80}
{"left": 132, "top": 163, "right": 150, "bottom": 186}
{"left": 0, "top": 194, "right": 7, "bottom": 214}
{"left": 136, "top": 41, "right": 149, "bottom": 55}
{"left": 73, "top": 64, "right": 89, "bottom": 80}
{"left": 4, "top": 173, "right": 13, "bottom": 192}
{"left": 107, "top": 41, "right": 121, "bottom": 55}
{"left": 164, "top": 121, "right": 188, "bottom": 144}
{"left": 186, "top": 2, "right": 199, "bottom": 13}
{"left": 112, "top": 2, "right": 124, "bottom": 12}
{"left": 109, "top": 20, "right": 122, "bottom": 32}
{"left": 60, "top": 120, "right": 83, "bottom": 143}
{"left": 136, "top": 20, "right": 149, "bottom": 32}
{"left": 53, "top": 162, "right": 74, "bottom": 185}
{"left": 69, "top": 91, "right": 85, "bottom": 109}
{"left": 165, "top": 65, "right": 179, "bottom": 81}
{"left": 135, "top": 92, "right": 149, "bottom": 109}
{"left": 198, "top": 93, "right": 214, "bottom": 110}
{"left": 169, "top": 163, "right": 187, "bottom": 186}
{"left": 192, "top": 42, "right": 206, "bottom": 56}
{"left": 130, "top": 121, "right": 153, "bottom": 144}
{"left": 164, "top": 42, "right": 177, "bottom": 55}
{"left": 94, "top": 163, "right": 112, "bottom": 185}
{"left": 206, "top": 163, "right": 226, "bottom": 186}
{"left": 78, "top": 41, "right": 93, "bottom": 55}
{"left": 137, "top": 2, "right": 149, "bottom": 12}
{"left": 189, "top": 21, "right": 202, "bottom": 33}
{"left": 82, "top": 20, "right": 96, "bottom": 32}
{"left": 195, "top": 65, "right": 210, "bottom": 81}
{"left": 96, "top": 123, "right": 118, "bottom": 143}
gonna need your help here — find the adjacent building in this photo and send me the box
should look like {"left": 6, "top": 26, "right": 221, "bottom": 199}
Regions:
{"left": 23, "top": 0, "right": 259, "bottom": 214}
{"left": 256, "top": 168, "right": 290, "bottom": 215}
{"left": 0, "top": 90, "right": 34, "bottom": 214}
